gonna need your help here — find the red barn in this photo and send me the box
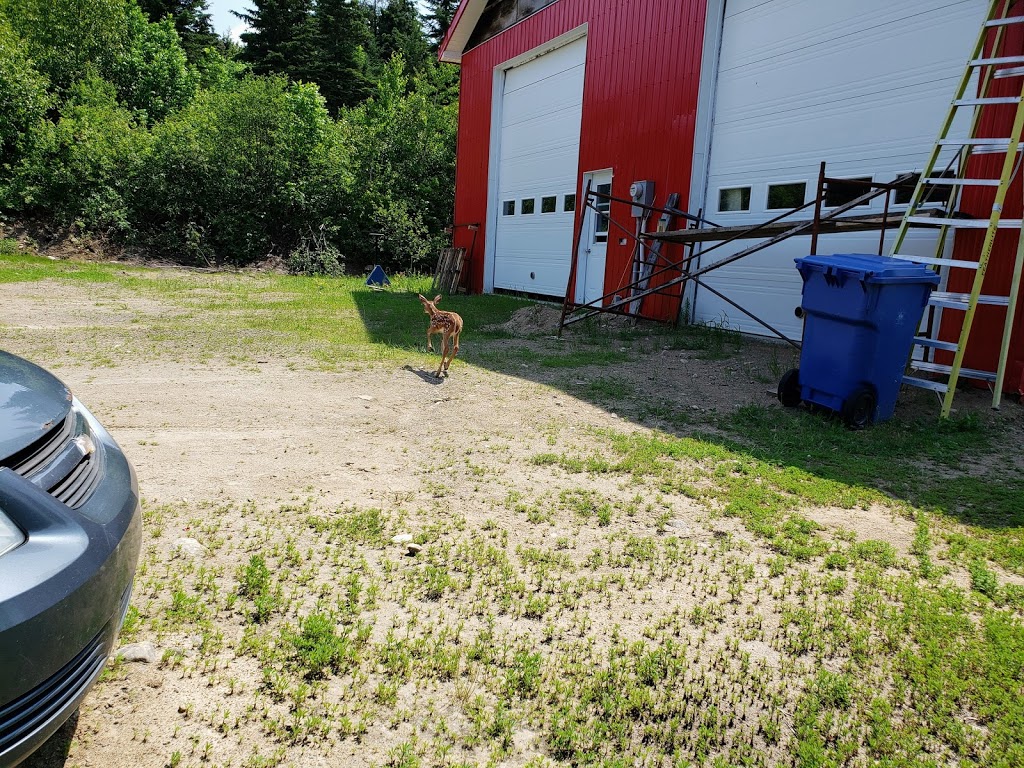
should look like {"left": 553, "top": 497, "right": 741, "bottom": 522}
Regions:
{"left": 440, "top": 0, "right": 1024, "bottom": 394}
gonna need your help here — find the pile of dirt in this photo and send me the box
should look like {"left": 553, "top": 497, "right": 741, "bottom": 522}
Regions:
{"left": 484, "top": 304, "right": 563, "bottom": 336}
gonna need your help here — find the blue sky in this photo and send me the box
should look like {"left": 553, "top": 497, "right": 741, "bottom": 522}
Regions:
{"left": 205, "top": 0, "right": 245, "bottom": 39}
{"left": 205, "top": 0, "right": 247, "bottom": 39}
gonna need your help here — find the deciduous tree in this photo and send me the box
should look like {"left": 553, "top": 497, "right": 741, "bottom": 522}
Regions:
{"left": 0, "top": 16, "right": 51, "bottom": 172}
{"left": 137, "top": 0, "right": 219, "bottom": 62}
{"left": 340, "top": 55, "right": 456, "bottom": 271}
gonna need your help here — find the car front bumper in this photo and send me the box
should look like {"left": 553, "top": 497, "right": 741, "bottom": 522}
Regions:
{"left": 0, "top": 420, "right": 141, "bottom": 768}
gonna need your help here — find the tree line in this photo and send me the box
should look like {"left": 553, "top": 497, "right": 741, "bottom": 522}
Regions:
{"left": 0, "top": 0, "right": 460, "bottom": 274}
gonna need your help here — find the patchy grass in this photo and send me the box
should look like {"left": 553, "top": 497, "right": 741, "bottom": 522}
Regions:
{"left": 4, "top": 254, "right": 1023, "bottom": 767}
{"left": 715, "top": 404, "right": 1024, "bottom": 574}
{"left": 0, "top": 252, "right": 530, "bottom": 370}
{"left": 122, "top": 417, "right": 1023, "bottom": 767}
{"left": 126, "top": 480, "right": 1023, "bottom": 767}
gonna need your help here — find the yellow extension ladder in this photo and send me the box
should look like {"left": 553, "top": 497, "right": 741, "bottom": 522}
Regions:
{"left": 890, "top": 0, "right": 1024, "bottom": 417}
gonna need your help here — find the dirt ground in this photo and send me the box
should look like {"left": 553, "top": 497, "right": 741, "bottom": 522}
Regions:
{"left": 6, "top": 280, "right": 1023, "bottom": 768}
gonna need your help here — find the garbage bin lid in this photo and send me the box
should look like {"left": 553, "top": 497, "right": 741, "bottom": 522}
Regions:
{"left": 795, "top": 254, "right": 940, "bottom": 285}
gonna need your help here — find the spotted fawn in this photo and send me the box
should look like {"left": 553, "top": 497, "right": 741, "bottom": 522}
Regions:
{"left": 418, "top": 294, "right": 463, "bottom": 377}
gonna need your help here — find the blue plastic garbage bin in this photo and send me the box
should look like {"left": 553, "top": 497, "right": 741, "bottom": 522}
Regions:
{"left": 777, "top": 254, "right": 940, "bottom": 428}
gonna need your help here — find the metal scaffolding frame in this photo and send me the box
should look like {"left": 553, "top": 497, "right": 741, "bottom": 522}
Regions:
{"left": 559, "top": 163, "right": 925, "bottom": 347}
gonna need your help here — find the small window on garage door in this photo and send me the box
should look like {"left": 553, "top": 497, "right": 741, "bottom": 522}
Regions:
{"left": 719, "top": 186, "right": 751, "bottom": 212}
{"left": 767, "top": 181, "right": 807, "bottom": 210}
{"left": 825, "top": 177, "right": 873, "bottom": 207}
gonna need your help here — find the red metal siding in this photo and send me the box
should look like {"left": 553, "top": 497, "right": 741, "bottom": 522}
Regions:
{"left": 450, "top": 0, "right": 708, "bottom": 322}
{"left": 942, "top": 21, "right": 1024, "bottom": 395}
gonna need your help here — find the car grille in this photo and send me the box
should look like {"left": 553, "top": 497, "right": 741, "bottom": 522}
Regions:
{"left": 1, "top": 412, "right": 102, "bottom": 509}
{"left": 48, "top": 451, "right": 103, "bottom": 509}
{"left": 0, "top": 633, "right": 105, "bottom": 755}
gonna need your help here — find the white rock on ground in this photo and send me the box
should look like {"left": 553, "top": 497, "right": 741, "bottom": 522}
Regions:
{"left": 116, "top": 641, "right": 158, "bottom": 664}
{"left": 173, "top": 537, "right": 207, "bottom": 558}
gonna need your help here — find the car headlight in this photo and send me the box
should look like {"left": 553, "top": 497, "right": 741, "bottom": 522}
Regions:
{"left": 0, "top": 507, "right": 26, "bottom": 558}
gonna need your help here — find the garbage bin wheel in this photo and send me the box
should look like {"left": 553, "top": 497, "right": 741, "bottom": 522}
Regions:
{"left": 841, "top": 385, "right": 876, "bottom": 430}
{"left": 777, "top": 368, "right": 802, "bottom": 407}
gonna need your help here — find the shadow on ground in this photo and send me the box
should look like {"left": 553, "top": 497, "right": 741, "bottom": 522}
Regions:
{"left": 353, "top": 288, "right": 1024, "bottom": 538}
{"left": 20, "top": 710, "right": 77, "bottom": 768}
{"left": 401, "top": 364, "right": 447, "bottom": 385}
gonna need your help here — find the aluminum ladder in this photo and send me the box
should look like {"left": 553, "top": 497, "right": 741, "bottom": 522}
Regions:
{"left": 890, "top": 0, "right": 1024, "bottom": 417}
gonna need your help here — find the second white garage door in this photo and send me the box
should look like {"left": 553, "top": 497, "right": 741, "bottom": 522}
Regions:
{"left": 492, "top": 36, "right": 587, "bottom": 297}
{"left": 693, "top": 0, "right": 987, "bottom": 339}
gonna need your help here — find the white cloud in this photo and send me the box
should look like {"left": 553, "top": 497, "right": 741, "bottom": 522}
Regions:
{"left": 229, "top": 23, "right": 250, "bottom": 44}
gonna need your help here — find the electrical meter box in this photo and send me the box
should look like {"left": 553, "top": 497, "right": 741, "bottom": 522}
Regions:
{"left": 629, "top": 181, "right": 655, "bottom": 217}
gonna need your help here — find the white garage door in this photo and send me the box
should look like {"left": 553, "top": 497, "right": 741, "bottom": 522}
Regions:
{"left": 693, "top": 0, "right": 987, "bottom": 339}
{"left": 493, "top": 36, "right": 586, "bottom": 297}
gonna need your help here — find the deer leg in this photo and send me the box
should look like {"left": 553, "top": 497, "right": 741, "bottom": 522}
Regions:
{"left": 445, "top": 334, "right": 455, "bottom": 376}
{"left": 426, "top": 328, "right": 434, "bottom": 353}
{"left": 440, "top": 333, "right": 456, "bottom": 377}
{"left": 432, "top": 333, "right": 445, "bottom": 377}
{"left": 451, "top": 331, "right": 461, "bottom": 367}
{"left": 444, "top": 330, "right": 460, "bottom": 372}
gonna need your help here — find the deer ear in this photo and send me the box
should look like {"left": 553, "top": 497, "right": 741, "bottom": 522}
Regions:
{"left": 433, "top": 295, "right": 442, "bottom": 303}
{"left": 417, "top": 294, "right": 426, "bottom": 301}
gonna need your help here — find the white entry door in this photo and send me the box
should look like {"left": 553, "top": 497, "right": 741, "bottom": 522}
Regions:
{"left": 576, "top": 170, "right": 612, "bottom": 305}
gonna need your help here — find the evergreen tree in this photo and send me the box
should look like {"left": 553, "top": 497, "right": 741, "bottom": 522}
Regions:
{"left": 371, "top": 0, "right": 429, "bottom": 76}
{"left": 421, "top": 0, "right": 456, "bottom": 52}
{"left": 311, "top": 0, "right": 373, "bottom": 113}
{"left": 137, "top": 0, "right": 219, "bottom": 62}
{"left": 235, "top": 0, "right": 317, "bottom": 82}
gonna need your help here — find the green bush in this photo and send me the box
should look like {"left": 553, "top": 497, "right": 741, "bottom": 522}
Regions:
{"left": 0, "top": 3, "right": 458, "bottom": 270}
{"left": 0, "top": 16, "right": 51, "bottom": 172}
{"left": 339, "top": 57, "right": 457, "bottom": 272}
{"left": 136, "top": 77, "right": 349, "bottom": 264}
{"left": 4, "top": 76, "right": 150, "bottom": 233}
{"left": 0, "top": 237, "right": 23, "bottom": 255}
{"left": 287, "top": 227, "right": 346, "bottom": 276}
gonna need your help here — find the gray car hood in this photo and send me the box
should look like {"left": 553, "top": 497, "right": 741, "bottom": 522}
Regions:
{"left": 0, "top": 351, "right": 73, "bottom": 460}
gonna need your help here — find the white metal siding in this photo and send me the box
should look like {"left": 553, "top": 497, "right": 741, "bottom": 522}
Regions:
{"left": 493, "top": 37, "right": 586, "bottom": 297}
{"left": 694, "top": 0, "right": 987, "bottom": 339}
